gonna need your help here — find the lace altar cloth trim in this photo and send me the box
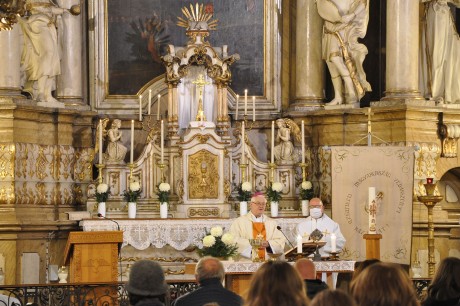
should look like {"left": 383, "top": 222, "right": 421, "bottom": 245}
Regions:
{"left": 80, "top": 218, "right": 304, "bottom": 251}
{"left": 222, "top": 260, "right": 355, "bottom": 273}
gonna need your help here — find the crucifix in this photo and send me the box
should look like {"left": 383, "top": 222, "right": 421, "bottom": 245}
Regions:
{"left": 193, "top": 74, "right": 211, "bottom": 122}
{"left": 369, "top": 199, "right": 377, "bottom": 233}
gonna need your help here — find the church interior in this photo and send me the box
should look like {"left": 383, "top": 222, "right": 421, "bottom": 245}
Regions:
{"left": 0, "top": 0, "right": 459, "bottom": 301}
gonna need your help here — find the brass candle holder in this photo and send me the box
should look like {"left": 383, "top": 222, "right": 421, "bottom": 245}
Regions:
{"left": 128, "top": 163, "right": 135, "bottom": 184}
{"left": 158, "top": 162, "right": 166, "bottom": 183}
{"left": 417, "top": 179, "right": 443, "bottom": 277}
{"left": 95, "top": 163, "right": 105, "bottom": 184}
{"left": 299, "top": 162, "right": 308, "bottom": 182}
{"left": 240, "top": 162, "right": 248, "bottom": 182}
{"left": 268, "top": 162, "right": 276, "bottom": 183}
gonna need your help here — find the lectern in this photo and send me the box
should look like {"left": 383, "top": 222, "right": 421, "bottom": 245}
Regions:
{"left": 64, "top": 231, "right": 123, "bottom": 283}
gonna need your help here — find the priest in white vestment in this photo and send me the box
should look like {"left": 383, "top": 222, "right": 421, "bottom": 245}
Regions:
{"left": 229, "top": 192, "right": 285, "bottom": 259}
{"left": 296, "top": 198, "right": 346, "bottom": 257}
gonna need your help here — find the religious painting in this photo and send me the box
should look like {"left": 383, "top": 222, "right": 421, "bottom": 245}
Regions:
{"left": 107, "top": 0, "right": 264, "bottom": 96}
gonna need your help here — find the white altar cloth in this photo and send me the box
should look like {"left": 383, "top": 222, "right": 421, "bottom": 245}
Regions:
{"left": 221, "top": 260, "right": 355, "bottom": 274}
{"left": 80, "top": 218, "right": 305, "bottom": 251}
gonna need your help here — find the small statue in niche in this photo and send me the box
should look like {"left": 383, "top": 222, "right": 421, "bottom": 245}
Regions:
{"left": 273, "top": 118, "right": 301, "bottom": 164}
{"left": 105, "top": 119, "right": 128, "bottom": 164}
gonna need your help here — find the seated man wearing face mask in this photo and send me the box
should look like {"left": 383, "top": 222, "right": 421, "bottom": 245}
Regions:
{"left": 296, "top": 197, "right": 346, "bottom": 257}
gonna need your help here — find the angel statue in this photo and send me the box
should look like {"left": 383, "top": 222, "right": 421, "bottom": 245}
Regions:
{"left": 274, "top": 118, "right": 301, "bottom": 164}
{"left": 95, "top": 118, "right": 109, "bottom": 164}
{"left": 105, "top": 119, "right": 128, "bottom": 164}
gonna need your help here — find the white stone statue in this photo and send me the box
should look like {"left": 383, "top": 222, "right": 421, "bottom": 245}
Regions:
{"left": 105, "top": 119, "right": 128, "bottom": 164}
{"left": 317, "top": 0, "right": 371, "bottom": 105}
{"left": 421, "top": 0, "right": 460, "bottom": 104}
{"left": 274, "top": 118, "right": 300, "bottom": 164}
{"left": 19, "top": 0, "right": 68, "bottom": 107}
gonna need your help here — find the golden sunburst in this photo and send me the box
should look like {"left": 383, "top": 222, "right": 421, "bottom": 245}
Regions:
{"left": 177, "top": 3, "right": 218, "bottom": 31}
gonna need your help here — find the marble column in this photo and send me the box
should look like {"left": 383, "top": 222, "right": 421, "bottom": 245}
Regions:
{"left": 291, "top": 0, "right": 324, "bottom": 112}
{"left": 0, "top": 24, "right": 23, "bottom": 101}
{"left": 56, "top": 0, "right": 84, "bottom": 105}
{"left": 383, "top": 0, "right": 423, "bottom": 101}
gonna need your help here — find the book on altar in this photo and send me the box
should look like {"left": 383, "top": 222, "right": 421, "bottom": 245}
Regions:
{"left": 284, "top": 241, "right": 327, "bottom": 259}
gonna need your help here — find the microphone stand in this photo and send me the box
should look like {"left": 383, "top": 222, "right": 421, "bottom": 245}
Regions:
{"left": 97, "top": 214, "right": 123, "bottom": 282}
{"left": 276, "top": 226, "right": 295, "bottom": 249}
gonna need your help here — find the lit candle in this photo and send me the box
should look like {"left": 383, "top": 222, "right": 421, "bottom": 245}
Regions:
{"left": 160, "top": 119, "right": 164, "bottom": 164}
{"left": 427, "top": 178, "right": 433, "bottom": 184}
{"left": 235, "top": 94, "right": 239, "bottom": 120}
{"left": 297, "top": 235, "right": 302, "bottom": 253}
{"left": 252, "top": 96, "right": 256, "bottom": 122}
{"left": 271, "top": 121, "right": 275, "bottom": 163}
{"left": 148, "top": 89, "right": 152, "bottom": 115}
{"left": 330, "top": 233, "right": 337, "bottom": 252}
{"left": 130, "top": 120, "right": 134, "bottom": 164}
{"left": 157, "top": 94, "right": 161, "bottom": 120}
{"left": 368, "top": 187, "right": 376, "bottom": 233}
{"left": 98, "top": 119, "right": 103, "bottom": 163}
{"left": 244, "top": 89, "right": 248, "bottom": 116}
{"left": 139, "top": 95, "right": 142, "bottom": 121}
{"left": 241, "top": 121, "right": 245, "bottom": 164}
{"left": 301, "top": 120, "right": 305, "bottom": 164}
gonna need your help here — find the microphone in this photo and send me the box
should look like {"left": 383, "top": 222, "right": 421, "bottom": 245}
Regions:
{"left": 277, "top": 226, "right": 295, "bottom": 249}
{"left": 97, "top": 213, "right": 120, "bottom": 231}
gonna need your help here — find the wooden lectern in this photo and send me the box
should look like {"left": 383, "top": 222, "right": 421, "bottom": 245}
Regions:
{"left": 64, "top": 231, "right": 123, "bottom": 283}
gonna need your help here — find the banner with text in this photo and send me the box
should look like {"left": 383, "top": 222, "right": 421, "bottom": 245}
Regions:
{"left": 331, "top": 146, "right": 414, "bottom": 264}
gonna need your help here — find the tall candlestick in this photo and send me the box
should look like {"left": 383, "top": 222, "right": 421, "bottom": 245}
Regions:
{"left": 139, "top": 95, "right": 143, "bottom": 121}
{"left": 301, "top": 120, "right": 305, "bottom": 163}
{"left": 297, "top": 235, "right": 302, "bottom": 253}
{"left": 160, "top": 119, "right": 164, "bottom": 164}
{"left": 252, "top": 96, "right": 256, "bottom": 121}
{"left": 241, "top": 121, "right": 245, "bottom": 164}
{"left": 98, "top": 119, "right": 103, "bottom": 163}
{"left": 330, "top": 233, "right": 337, "bottom": 252}
{"left": 235, "top": 94, "right": 239, "bottom": 120}
{"left": 368, "top": 187, "right": 376, "bottom": 233}
{"left": 157, "top": 94, "right": 161, "bottom": 120}
{"left": 271, "top": 121, "right": 275, "bottom": 163}
{"left": 148, "top": 89, "right": 152, "bottom": 115}
{"left": 244, "top": 89, "right": 248, "bottom": 115}
{"left": 130, "top": 120, "right": 134, "bottom": 164}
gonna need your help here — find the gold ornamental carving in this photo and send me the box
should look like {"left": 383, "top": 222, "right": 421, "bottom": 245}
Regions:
{"left": 0, "top": 144, "right": 15, "bottom": 179}
{"left": 188, "top": 207, "right": 220, "bottom": 217}
{"left": 188, "top": 150, "right": 219, "bottom": 199}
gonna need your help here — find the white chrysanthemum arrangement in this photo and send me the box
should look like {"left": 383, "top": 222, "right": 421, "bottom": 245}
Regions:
{"left": 198, "top": 226, "right": 238, "bottom": 258}
{"left": 95, "top": 183, "right": 110, "bottom": 203}
{"left": 237, "top": 181, "right": 252, "bottom": 202}
{"left": 267, "top": 182, "right": 283, "bottom": 202}
{"left": 157, "top": 182, "right": 171, "bottom": 204}
{"left": 299, "top": 180, "right": 314, "bottom": 200}
{"left": 123, "top": 181, "right": 142, "bottom": 202}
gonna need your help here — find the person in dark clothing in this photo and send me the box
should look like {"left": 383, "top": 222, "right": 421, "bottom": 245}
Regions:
{"left": 173, "top": 256, "right": 243, "bottom": 306}
{"left": 422, "top": 257, "right": 460, "bottom": 306}
{"left": 295, "top": 258, "right": 329, "bottom": 299}
{"left": 125, "top": 260, "right": 169, "bottom": 306}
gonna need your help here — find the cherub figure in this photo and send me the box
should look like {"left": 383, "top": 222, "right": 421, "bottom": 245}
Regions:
{"left": 273, "top": 118, "right": 301, "bottom": 164}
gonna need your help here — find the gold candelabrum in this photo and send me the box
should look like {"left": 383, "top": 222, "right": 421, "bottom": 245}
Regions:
{"left": 268, "top": 163, "right": 276, "bottom": 183}
{"left": 417, "top": 181, "right": 443, "bottom": 278}
{"left": 240, "top": 162, "right": 248, "bottom": 183}
{"left": 128, "top": 163, "right": 135, "bottom": 184}
{"left": 96, "top": 163, "right": 105, "bottom": 184}
{"left": 299, "top": 162, "right": 308, "bottom": 182}
{"left": 158, "top": 162, "right": 166, "bottom": 183}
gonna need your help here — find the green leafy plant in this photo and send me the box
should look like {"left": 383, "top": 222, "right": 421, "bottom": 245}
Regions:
{"left": 197, "top": 226, "right": 239, "bottom": 259}
{"left": 266, "top": 182, "right": 283, "bottom": 202}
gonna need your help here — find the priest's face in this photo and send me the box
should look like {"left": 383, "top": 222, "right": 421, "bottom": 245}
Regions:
{"left": 250, "top": 195, "right": 267, "bottom": 217}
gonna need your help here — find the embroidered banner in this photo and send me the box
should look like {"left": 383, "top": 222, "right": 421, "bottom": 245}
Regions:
{"left": 331, "top": 146, "right": 414, "bottom": 264}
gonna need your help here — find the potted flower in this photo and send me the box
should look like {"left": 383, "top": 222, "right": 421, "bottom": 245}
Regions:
{"left": 266, "top": 182, "right": 283, "bottom": 217}
{"left": 237, "top": 181, "right": 252, "bottom": 216}
{"left": 123, "top": 181, "right": 142, "bottom": 218}
{"left": 197, "top": 226, "right": 239, "bottom": 260}
{"left": 157, "top": 182, "right": 171, "bottom": 218}
{"left": 95, "top": 183, "right": 110, "bottom": 217}
{"left": 299, "top": 181, "right": 314, "bottom": 216}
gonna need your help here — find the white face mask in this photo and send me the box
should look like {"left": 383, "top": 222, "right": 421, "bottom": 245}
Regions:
{"left": 310, "top": 208, "right": 322, "bottom": 219}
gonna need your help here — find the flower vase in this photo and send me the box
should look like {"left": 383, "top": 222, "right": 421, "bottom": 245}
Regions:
{"left": 271, "top": 201, "right": 279, "bottom": 217}
{"left": 301, "top": 200, "right": 309, "bottom": 216}
{"left": 97, "top": 202, "right": 106, "bottom": 217}
{"left": 239, "top": 201, "right": 248, "bottom": 216}
{"left": 128, "top": 202, "right": 137, "bottom": 219}
{"left": 160, "top": 202, "right": 168, "bottom": 218}
{"left": 58, "top": 266, "right": 68, "bottom": 283}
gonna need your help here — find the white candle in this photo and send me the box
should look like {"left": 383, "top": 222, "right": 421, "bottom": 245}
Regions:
{"left": 160, "top": 119, "right": 164, "bottom": 164}
{"left": 301, "top": 120, "right": 305, "bottom": 163}
{"left": 271, "top": 121, "right": 275, "bottom": 163}
{"left": 252, "top": 96, "right": 256, "bottom": 122}
{"left": 157, "top": 94, "right": 161, "bottom": 120}
{"left": 330, "top": 233, "right": 337, "bottom": 252}
{"left": 244, "top": 89, "right": 248, "bottom": 115}
{"left": 98, "top": 119, "right": 103, "bottom": 163}
{"left": 130, "top": 120, "right": 134, "bottom": 164}
{"left": 241, "top": 121, "right": 245, "bottom": 164}
{"left": 297, "top": 235, "right": 302, "bottom": 253}
{"left": 368, "top": 187, "right": 376, "bottom": 233}
{"left": 235, "top": 94, "right": 239, "bottom": 120}
{"left": 148, "top": 89, "right": 152, "bottom": 115}
{"left": 139, "top": 95, "right": 143, "bottom": 121}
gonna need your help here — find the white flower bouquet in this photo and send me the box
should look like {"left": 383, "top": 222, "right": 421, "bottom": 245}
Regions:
{"left": 197, "top": 226, "right": 238, "bottom": 258}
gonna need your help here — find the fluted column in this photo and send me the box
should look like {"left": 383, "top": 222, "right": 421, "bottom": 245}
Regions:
{"left": 383, "top": 0, "right": 422, "bottom": 101}
{"left": 291, "top": 0, "right": 324, "bottom": 112}
{"left": 56, "top": 0, "right": 84, "bottom": 105}
{"left": 0, "top": 24, "right": 22, "bottom": 101}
